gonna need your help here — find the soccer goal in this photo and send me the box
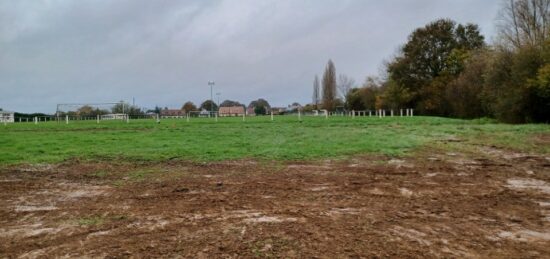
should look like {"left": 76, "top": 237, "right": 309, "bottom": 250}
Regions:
{"left": 55, "top": 102, "right": 127, "bottom": 123}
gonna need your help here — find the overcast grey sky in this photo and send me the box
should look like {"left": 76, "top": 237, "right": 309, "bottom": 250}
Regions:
{"left": 1, "top": 0, "right": 501, "bottom": 113}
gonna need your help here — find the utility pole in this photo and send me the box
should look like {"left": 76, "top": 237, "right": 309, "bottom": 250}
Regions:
{"left": 208, "top": 81, "right": 215, "bottom": 114}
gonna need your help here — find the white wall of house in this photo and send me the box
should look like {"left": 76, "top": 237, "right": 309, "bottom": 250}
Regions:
{"left": 0, "top": 112, "right": 15, "bottom": 123}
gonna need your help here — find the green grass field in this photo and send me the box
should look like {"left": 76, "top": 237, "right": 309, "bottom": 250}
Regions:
{"left": 0, "top": 115, "right": 548, "bottom": 165}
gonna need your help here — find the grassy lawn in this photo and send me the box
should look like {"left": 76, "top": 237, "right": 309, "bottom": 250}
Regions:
{"left": 0, "top": 115, "right": 548, "bottom": 165}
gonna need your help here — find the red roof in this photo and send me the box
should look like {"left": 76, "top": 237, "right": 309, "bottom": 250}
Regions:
{"left": 219, "top": 106, "right": 245, "bottom": 115}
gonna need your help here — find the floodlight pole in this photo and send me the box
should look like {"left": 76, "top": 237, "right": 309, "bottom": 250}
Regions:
{"left": 208, "top": 81, "right": 215, "bottom": 114}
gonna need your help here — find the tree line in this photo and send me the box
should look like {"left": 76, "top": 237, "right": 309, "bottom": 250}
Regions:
{"left": 314, "top": 0, "right": 549, "bottom": 123}
{"left": 179, "top": 98, "right": 272, "bottom": 115}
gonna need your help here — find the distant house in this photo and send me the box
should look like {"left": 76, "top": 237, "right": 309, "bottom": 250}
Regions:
{"left": 199, "top": 109, "right": 210, "bottom": 117}
{"left": 246, "top": 107, "right": 256, "bottom": 116}
{"left": 0, "top": 111, "right": 14, "bottom": 123}
{"left": 271, "top": 107, "right": 286, "bottom": 115}
{"left": 160, "top": 109, "right": 186, "bottom": 118}
{"left": 287, "top": 104, "right": 302, "bottom": 112}
{"left": 219, "top": 106, "right": 245, "bottom": 116}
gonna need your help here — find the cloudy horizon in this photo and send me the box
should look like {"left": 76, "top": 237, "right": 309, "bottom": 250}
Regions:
{"left": 1, "top": 0, "right": 501, "bottom": 113}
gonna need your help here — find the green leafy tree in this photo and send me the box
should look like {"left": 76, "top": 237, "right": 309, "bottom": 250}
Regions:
{"left": 181, "top": 102, "right": 197, "bottom": 113}
{"left": 383, "top": 79, "right": 411, "bottom": 110}
{"left": 446, "top": 50, "right": 488, "bottom": 118}
{"left": 111, "top": 102, "right": 143, "bottom": 115}
{"left": 387, "top": 19, "right": 484, "bottom": 115}
{"left": 254, "top": 106, "right": 266, "bottom": 115}
{"left": 220, "top": 100, "right": 244, "bottom": 107}
{"left": 200, "top": 100, "right": 218, "bottom": 111}
{"left": 346, "top": 88, "right": 365, "bottom": 111}
{"left": 248, "top": 98, "right": 271, "bottom": 114}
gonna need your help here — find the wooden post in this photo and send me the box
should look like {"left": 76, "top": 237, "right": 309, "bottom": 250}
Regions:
{"left": 410, "top": 109, "right": 414, "bottom": 117}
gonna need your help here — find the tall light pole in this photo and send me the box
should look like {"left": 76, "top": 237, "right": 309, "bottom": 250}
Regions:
{"left": 208, "top": 81, "right": 215, "bottom": 113}
{"left": 216, "top": 92, "right": 221, "bottom": 107}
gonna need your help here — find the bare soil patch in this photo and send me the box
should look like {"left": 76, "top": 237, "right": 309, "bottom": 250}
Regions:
{"left": 1, "top": 148, "right": 549, "bottom": 258}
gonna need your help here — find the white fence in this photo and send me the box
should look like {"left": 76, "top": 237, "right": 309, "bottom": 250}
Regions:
{"left": 5, "top": 108, "right": 415, "bottom": 126}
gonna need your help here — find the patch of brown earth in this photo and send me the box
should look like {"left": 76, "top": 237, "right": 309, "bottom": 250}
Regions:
{"left": 0, "top": 147, "right": 549, "bottom": 258}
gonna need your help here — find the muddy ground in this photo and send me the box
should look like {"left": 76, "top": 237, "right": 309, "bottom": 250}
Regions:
{"left": 1, "top": 146, "right": 549, "bottom": 258}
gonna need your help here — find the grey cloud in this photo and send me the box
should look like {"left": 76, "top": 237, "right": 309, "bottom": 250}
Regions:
{"left": 0, "top": 0, "right": 500, "bottom": 113}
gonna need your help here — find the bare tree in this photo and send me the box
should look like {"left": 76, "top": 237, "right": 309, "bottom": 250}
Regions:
{"left": 322, "top": 60, "right": 337, "bottom": 111}
{"left": 498, "top": 0, "right": 550, "bottom": 49}
{"left": 312, "top": 75, "right": 320, "bottom": 109}
{"left": 337, "top": 74, "right": 355, "bottom": 105}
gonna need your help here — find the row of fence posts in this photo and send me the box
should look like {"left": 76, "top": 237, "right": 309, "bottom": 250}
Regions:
{"left": 6, "top": 108, "right": 414, "bottom": 126}
{"left": 348, "top": 108, "right": 414, "bottom": 119}
{"left": 5, "top": 117, "right": 53, "bottom": 125}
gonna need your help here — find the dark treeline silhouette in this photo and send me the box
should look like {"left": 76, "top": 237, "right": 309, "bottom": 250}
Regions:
{"left": 317, "top": 0, "right": 550, "bottom": 123}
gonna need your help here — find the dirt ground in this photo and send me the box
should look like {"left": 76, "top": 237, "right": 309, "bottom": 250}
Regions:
{"left": 1, "top": 145, "right": 549, "bottom": 258}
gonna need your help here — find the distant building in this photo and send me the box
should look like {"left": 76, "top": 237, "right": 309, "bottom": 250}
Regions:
{"left": 271, "top": 107, "right": 286, "bottom": 115}
{"left": 0, "top": 111, "right": 14, "bottom": 123}
{"left": 160, "top": 109, "right": 186, "bottom": 118}
{"left": 286, "top": 104, "right": 302, "bottom": 112}
{"left": 246, "top": 107, "right": 256, "bottom": 116}
{"left": 219, "top": 106, "right": 245, "bottom": 116}
{"left": 199, "top": 109, "right": 210, "bottom": 117}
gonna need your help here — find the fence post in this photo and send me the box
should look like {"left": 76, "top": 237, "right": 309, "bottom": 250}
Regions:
{"left": 411, "top": 109, "right": 414, "bottom": 117}
{"left": 391, "top": 110, "right": 394, "bottom": 117}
